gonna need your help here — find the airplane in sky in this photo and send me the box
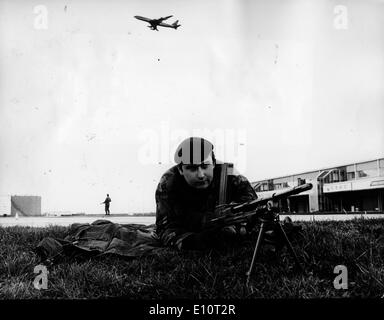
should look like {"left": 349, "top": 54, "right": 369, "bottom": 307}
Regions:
{"left": 134, "top": 15, "right": 181, "bottom": 31}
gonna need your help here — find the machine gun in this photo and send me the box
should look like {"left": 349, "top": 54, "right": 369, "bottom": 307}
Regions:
{"left": 205, "top": 182, "right": 313, "bottom": 285}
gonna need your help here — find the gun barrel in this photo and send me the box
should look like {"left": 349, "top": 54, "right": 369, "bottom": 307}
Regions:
{"left": 231, "top": 183, "right": 313, "bottom": 213}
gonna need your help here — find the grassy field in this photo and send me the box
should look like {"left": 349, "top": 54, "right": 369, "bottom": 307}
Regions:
{"left": 0, "top": 218, "right": 383, "bottom": 299}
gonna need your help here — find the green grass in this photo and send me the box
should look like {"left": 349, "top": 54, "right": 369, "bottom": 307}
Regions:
{"left": 0, "top": 218, "right": 384, "bottom": 299}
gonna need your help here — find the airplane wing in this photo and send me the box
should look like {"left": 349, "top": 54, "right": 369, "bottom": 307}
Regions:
{"left": 159, "top": 15, "right": 173, "bottom": 21}
{"left": 134, "top": 16, "right": 152, "bottom": 22}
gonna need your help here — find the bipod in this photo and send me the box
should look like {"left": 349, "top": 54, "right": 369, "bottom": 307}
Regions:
{"left": 245, "top": 203, "right": 304, "bottom": 286}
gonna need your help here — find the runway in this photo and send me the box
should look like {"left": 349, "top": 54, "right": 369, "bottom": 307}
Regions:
{"left": 0, "top": 215, "right": 155, "bottom": 227}
{"left": 0, "top": 213, "right": 383, "bottom": 227}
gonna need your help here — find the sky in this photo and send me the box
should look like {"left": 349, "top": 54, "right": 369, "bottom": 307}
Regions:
{"left": 0, "top": 0, "right": 383, "bottom": 214}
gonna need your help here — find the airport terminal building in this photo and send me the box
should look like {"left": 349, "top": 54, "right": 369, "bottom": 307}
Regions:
{"left": 252, "top": 158, "right": 384, "bottom": 214}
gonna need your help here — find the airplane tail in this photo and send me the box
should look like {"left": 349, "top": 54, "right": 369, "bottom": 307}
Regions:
{"left": 172, "top": 20, "right": 181, "bottom": 29}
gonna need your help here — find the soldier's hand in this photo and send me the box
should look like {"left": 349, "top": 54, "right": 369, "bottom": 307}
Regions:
{"left": 239, "top": 223, "right": 247, "bottom": 237}
{"left": 221, "top": 224, "right": 248, "bottom": 239}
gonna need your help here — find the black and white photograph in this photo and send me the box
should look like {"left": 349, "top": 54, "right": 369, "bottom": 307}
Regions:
{"left": 0, "top": 0, "right": 383, "bottom": 315}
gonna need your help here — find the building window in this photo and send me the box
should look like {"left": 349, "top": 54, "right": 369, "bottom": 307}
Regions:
{"left": 356, "top": 160, "right": 377, "bottom": 178}
{"left": 273, "top": 178, "right": 291, "bottom": 189}
{"left": 347, "top": 172, "right": 355, "bottom": 180}
{"left": 358, "top": 170, "right": 367, "bottom": 178}
{"left": 297, "top": 178, "right": 306, "bottom": 185}
{"left": 332, "top": 171, "right": 339, "bottom": 182}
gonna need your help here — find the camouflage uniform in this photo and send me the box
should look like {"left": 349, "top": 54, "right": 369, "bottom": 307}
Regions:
{"left": 155, "top": 164, "right": 257, "bottom": 249}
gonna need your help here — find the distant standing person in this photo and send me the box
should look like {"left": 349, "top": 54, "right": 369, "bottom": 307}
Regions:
{"left": 101, "top": 194, "right": 112, "bottom": 215}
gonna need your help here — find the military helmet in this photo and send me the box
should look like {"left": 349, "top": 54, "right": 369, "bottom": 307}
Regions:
{"left": 174, "top": 137, "right": 214, "bottom": 165}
